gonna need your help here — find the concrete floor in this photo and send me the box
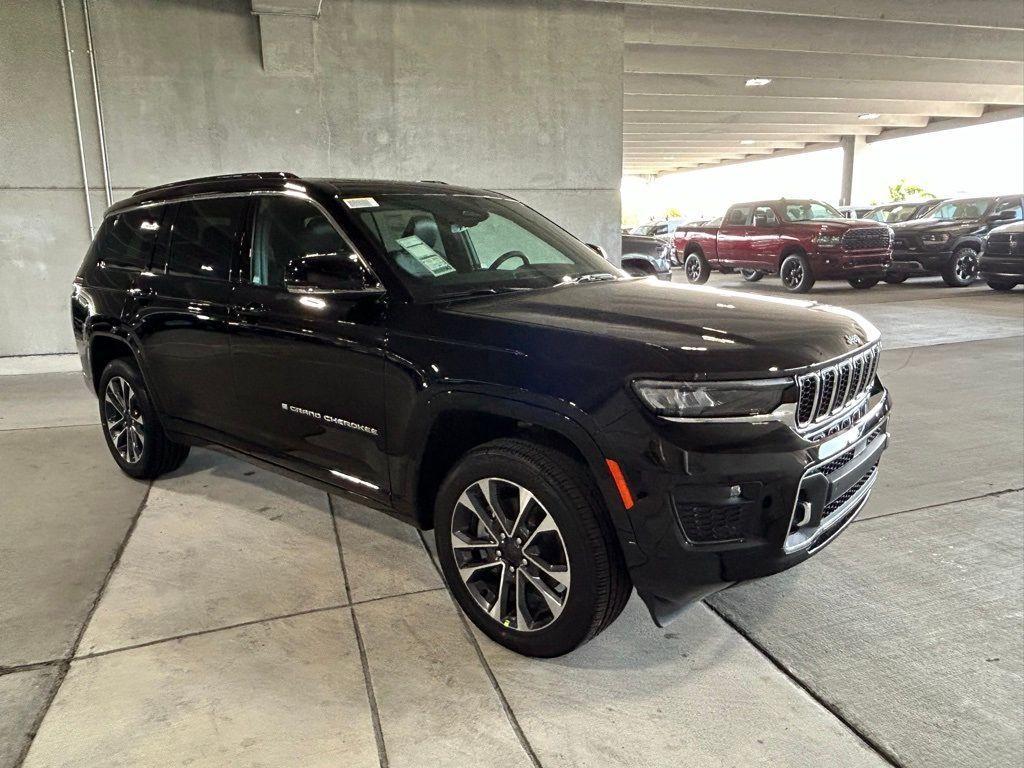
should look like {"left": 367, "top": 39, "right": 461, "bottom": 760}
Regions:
{"left": 1, "top": 275, "right": 1021, "bottom": 768}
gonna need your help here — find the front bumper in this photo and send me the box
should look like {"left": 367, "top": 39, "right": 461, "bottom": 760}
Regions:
{"left": 979, "top": 256, "right": 1024, "bottom": 283}
{"left": 888, "top": 248, "right": 951, "bottom": 275}
{"left": 813, "top": 250, "right": 891, "bottom": 279}
{"left": 609, "top": 385, "right": 891, "bottom": 626}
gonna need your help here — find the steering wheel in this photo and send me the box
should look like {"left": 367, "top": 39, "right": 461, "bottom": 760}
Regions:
{"left": 488, "top": 250, "right": 530, "bottom": 270}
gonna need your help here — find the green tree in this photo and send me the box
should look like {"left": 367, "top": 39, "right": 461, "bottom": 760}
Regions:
{"left": 664, "top": 207, "right": 683, "bottom": 218}
{"left": 888, "top": 179, "right": 934, "bottom": 201}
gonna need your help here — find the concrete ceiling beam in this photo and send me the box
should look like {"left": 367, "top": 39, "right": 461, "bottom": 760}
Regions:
{"left": 623, "top": 140, "right": 809, "bottom": 149}
{"left": 624, "top": 5, "right": 1024, "bottom": 62}
{"left": 623, "top": 94, "right": 985, "bottom": 118}
{"left": 585, "top": 0, "right": 1023, "bottom": 30}
{"left": 623, "top": 74, "right": 1024, "bottom": 105}
{"left": 625, "top": 44, "right": 1024, "bottom": 86}
{"left": 623, "top": 130, "right": 846, "bottom": 140}
{"left": 624, "top": 111, "right": 928, "bottom": 127}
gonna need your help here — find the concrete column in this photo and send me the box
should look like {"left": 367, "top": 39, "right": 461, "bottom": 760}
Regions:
{"left": 839, "top": 134, "right": 870, "bottom": 206}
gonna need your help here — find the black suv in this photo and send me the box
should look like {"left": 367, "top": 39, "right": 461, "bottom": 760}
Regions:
{"left": 887, "top": 194, "right": 1023, "bottom": 286}
{"left": 72, "top": 173, "right": 891, "bottom": 657}
{"left": 980, "top": 221, "right": 1023, "bottom": 291}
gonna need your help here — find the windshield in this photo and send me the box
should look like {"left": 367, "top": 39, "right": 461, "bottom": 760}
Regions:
{"left": 866, "top": 203, "right": 927, "bottom": 223}
{"left": 348, "top": 193, "right": 622, "bottom": 301}
{"left": 926, "top": 198, "right": 994, "bottom": 221}
{"left": 781, "top": 200, "right": 843, "bottom": 222}
{"left": 630, "top": 223, "right": 661, "bottom": 236}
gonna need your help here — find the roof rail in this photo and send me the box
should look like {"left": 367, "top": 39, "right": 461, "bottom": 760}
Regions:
{"left": 418, "top": 179, "right": 448, "bottom": 185}
{"left": 135, "top": 171, "right": 299, "bottom": 196}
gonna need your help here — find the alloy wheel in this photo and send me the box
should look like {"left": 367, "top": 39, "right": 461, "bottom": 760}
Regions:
{"left": 782, "top": 260, "right": 804, "bottom": 289}
{"left": 450, "top": 477, "right": 571, "bottom": 632}
{"left": 954, "top": 251, "right": 977, "bottom": 283}
{"left": 104, "top": 376, "right": 145, "bottom": 464}
{"left": 685, "top": 255, "right": 701, "bottom": 281}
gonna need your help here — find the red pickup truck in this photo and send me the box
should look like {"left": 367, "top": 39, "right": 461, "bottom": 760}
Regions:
{"left": 674, "top": 199, "right": 893, "bottom": 292}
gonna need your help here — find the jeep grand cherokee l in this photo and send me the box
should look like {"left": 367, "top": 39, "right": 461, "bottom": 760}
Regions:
{"left": 679, "top": 199, "right": 893, "bottom": 292}
{"left": 72, "top": 173, "right": 891, "bottom": 657}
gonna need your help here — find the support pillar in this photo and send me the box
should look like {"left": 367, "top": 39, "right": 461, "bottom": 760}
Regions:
{"left": 839, "top": 134, "right": 869, "bottom": 206}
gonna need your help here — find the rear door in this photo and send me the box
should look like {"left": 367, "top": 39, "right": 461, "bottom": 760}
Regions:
{"left": 228, "top": 194, "right": 390, "bottom": 500}
{"left": 134, "top": 196, "right": 247, "bottom": 435}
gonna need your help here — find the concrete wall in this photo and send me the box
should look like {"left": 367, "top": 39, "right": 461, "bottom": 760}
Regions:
{"left": 0, "top": 0, "right": 624, "bottom": 356}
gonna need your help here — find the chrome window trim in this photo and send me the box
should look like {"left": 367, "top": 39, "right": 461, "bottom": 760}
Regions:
{"left": 104, "top": 189, "right": 383, "bottom": 290}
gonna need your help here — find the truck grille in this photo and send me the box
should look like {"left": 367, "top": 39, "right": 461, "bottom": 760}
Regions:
{"left": 796, "top": 345, "right": 879, "bottom": 427}
{"left": 985, "top": 233, "right": 1022, "bottom": 258}
{"left": 842, "top": 227, "right": 892, "bottom": 251}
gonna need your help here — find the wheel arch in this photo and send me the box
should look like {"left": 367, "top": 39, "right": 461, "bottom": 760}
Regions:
{"left": 777, "top": 244, "right": 808, "bottom": 268}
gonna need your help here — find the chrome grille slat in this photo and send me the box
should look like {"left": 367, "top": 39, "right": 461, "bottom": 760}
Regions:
{"left": 795, "top": 344, "right": 880, "bottom": 429}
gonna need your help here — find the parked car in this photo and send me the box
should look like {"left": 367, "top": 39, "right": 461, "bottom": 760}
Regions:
{"left": 672, "top": 217, "right": 722, "bottom": 268}
{"left": 680, "top": 199, "right": 893, "bottom": 292}
{"left": 620, "top": 234, "right": 673, "bottom": 280}
{"left": 979, "top": 220, "right": 1023, "bottom": 291}
{"left": 863, "top": 200, "right": 943, "bottom": 225}
{"left": 72, "top": 173, "right": 890, "bottom": 657}
{"left": 629, "top": 217, "right": 687, "bottom": 240}
{"left": 887, "top": 194, "right": 1024, "bottom": 286}
{"left": 837, "top": 205, "right": 873, "bottom": 219}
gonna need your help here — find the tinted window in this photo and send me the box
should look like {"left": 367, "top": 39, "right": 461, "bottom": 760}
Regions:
{"left": 99, "top": 208, "right": 163, "bottom": 269}
{"left": 167, "top": 197, "right": 247, "bottom": 280}
{"left": 249, "top": 196, "right": 353, "bottom": 289}
{"left": 753, "top": 205, "right": 778, "bottom": 225}
{"left": 995, "top": 197, "right": 1023, "bottom": 220}
{"left": 928, "top": 198, "right": 993, "bottom": 221}
{"left": 725, "top": 206, "right": 751, "bottom": 225}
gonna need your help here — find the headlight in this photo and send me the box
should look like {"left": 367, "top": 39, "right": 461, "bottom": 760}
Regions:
{"left": 814, "top": 234, "right": 842, "bottom": 247}
{"left": 922, "top": 233, "right": 950, "bottom": 244}
{"left": 632, "top": 379, "right": 790, "bottom": 419}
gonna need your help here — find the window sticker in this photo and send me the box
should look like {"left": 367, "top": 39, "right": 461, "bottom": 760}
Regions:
{"left": 343, "top": 197, "right": 379, "bottom": 209}
{"left": 396, "top": 234, "right": 456, "bottom": 276}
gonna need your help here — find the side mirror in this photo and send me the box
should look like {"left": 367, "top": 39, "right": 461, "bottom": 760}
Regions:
{"left": 586, "top": 243, "right": 609, "bottom": 260}
{"left": 987, "top": 210, "right": 1016, "bottom": 222}
{"left": 285, "top": 252, "right": 379, "bottom": 294}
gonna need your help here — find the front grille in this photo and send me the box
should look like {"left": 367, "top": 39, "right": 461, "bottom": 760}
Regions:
{"left": 986, "top": 233, "right": 1023, "bottom": 258}
{"left": 796, "top": 345, "right": 879, "bottom": 428}
{"left": 818, "top": 423, "right": 886, "bottom": 476}
{"left": 892, "top": 234, "right": 919, "bottom": 251}
{"left": 823, "top": 464, "right": 877, "bottom": 520}
{"left": 842, "top": 227, "right": 892, "bottom": 251}
{"left": 674, "top": 503, "right": 747, "bottom": 544}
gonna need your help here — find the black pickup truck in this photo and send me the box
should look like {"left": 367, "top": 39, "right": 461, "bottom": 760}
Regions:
{"left": 72, "top": 173, "right": 890, "bottom": 657}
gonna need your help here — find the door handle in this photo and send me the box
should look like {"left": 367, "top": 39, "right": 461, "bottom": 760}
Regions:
{"left": 240, "top": 302, "right": 269, "bottom": 315}
{"left": 126, "top": 286, "right": 154, "bottom": 298}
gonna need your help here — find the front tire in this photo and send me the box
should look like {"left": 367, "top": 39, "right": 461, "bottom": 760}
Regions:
{"left": 99, "top": 358, "right": 190, "bottom": 479}
{"left": 779, "top": 252, "right": 815, "bottom": 293}
{"left": 434, "top": 438, "right": 631, "bottom": 657}
{"left": 740, "top": 269, "right": 764, "bottom": 282}
{"left": 848, "top": 277, "right": 880, "bottom": 289}
{"left": 941, "top": 246, "right": 979, "bottom": 287}
{"left": 684, "top": 251, "right": 710, "bottom": 284}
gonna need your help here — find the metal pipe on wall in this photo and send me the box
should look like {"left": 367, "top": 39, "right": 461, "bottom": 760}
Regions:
{"left": 82, "top": 0, "right": 112, "bottom": 208}
{"left": 58, "top": 0, "right": 95, "bottom": 237}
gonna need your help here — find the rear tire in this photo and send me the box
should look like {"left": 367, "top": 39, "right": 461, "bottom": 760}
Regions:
{"left": 987, "top": 280, "right": 1017, "bottom": 291}
{"left": 779, "top": 253, "right": 815, "bottom": 293}
{"left": 684, "top": 251, "right": 710, "bottom": 284}
{"left": 433, "top": 438, "right": 631, "bottom": 657}
{"left": 941, "top": 246, "right": 979, "bottom": 287}
{"left": 740, "top": 269, "right": 764, "bottom": 282}
{"left": 98, "top": 358, "right": 190, "bottom": 479}
{"left": 848, "top": 277, "right": 880, "bottom": 289}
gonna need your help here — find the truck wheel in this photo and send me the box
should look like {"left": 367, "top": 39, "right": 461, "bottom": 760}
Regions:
{"left": 941, "top": 246, "right": 979, "bottom": 287}
{"left": 433, "top": 438, "right": 631, "bottom": 657}
{"left": 740, "top": 269, "right": 764, "bottom": 282}
{"left": 780, "top": 253, "right": 815, "bottom": 293}
{"left": 884, "top": 274, "right": 908, "bottom": 284}
{"left": 848, "top": 277, "right": 880, "bottom": 289}
{"left": 684, "top": 252, "right": 710, "bottom": 284}
{"left": 987, "top": 280, "right": 1017, "bottom": 291}
{"left": 98, "top": 358, "right": 190, "bottom": 479}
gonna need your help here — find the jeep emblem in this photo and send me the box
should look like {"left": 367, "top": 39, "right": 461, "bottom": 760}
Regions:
{"left": 844, "top": 333, "right": 862, "bottom": 347}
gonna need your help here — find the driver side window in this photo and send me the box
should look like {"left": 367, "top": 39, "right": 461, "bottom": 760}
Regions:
{"left": 464, "top": 212, "right": 570, "bottom": 268}
{"left": 250, "top": 196, "right": 352, "bottom": 289}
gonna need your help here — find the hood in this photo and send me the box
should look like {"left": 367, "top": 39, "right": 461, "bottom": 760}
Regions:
{"left": 442, "top": 279, "right": 878, "bottom": 378}
{"left": 891, "top": 217, "right": 978, "bottom": 234}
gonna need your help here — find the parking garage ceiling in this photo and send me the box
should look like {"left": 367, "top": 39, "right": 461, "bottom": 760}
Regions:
{"left": 591, "top": 0, "right": 1024, "bottom": 177}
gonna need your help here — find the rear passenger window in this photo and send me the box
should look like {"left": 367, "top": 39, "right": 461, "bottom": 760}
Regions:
{"left": 167, "top": 197, "right": 247, "bottom": 280}
{"left": 99, "top": 208, "right": 163, "bottom": 269}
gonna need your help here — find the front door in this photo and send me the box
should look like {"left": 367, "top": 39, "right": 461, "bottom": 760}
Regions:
{"left": 717, "top": 205, "right": 752, "bottom": 265}
{"left": 744, "top": 204, "right": 781, "bottom": 269}
{"left": 228, "top": 194, "right": 390, "bottom": 501}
